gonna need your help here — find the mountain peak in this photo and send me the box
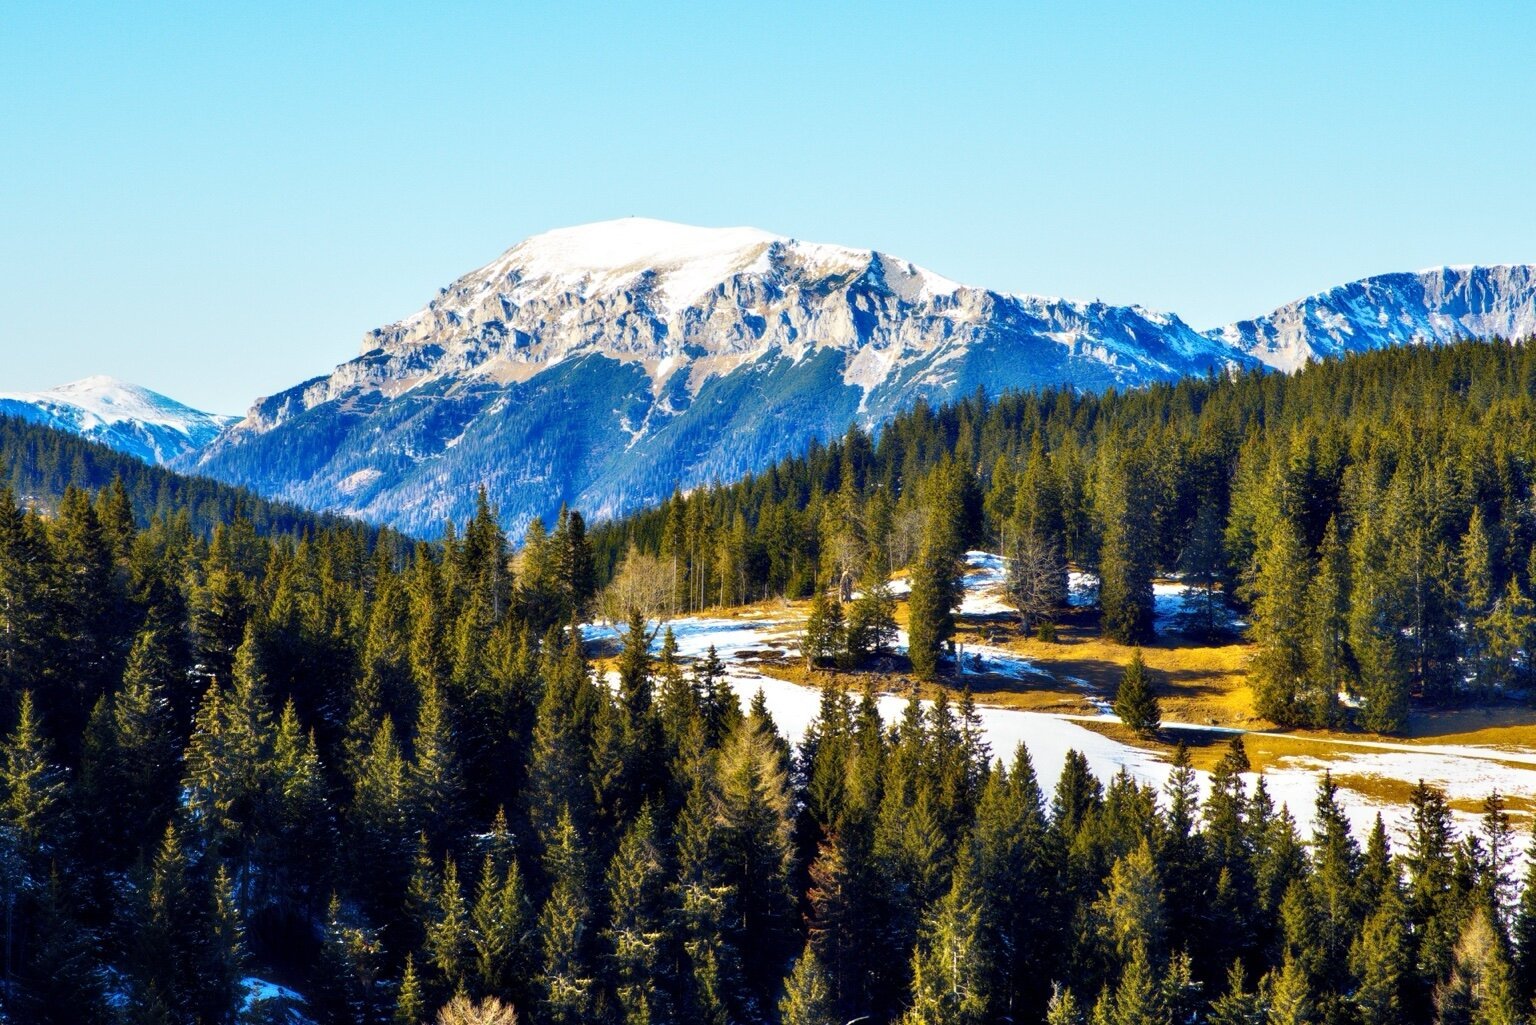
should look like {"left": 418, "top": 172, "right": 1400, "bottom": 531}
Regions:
{"left": 514, "top": 217, "right": 782, "bottom": 269}
{"left": 500, "top": 218, "right": 790, "bottom": 313}
{"left": 201, "top": 221, "right": 1244, "bottom": 536}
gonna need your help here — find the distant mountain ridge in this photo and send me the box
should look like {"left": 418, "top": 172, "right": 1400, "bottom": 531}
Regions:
{"left": 0, "top": 375, "right": 236, "bottom": 465}
{"left": 28, "top": 220, "right": 1530, "bottom": 537}
{"left": 1209, "top": 264, "right": 1536, "bottom": 371}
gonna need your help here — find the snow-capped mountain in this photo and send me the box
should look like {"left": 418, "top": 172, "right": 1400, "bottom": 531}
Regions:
{"left": 179, "top": 218, "right": 1536, "bottom": 537}
{"left": 1211, "top": 265, "right": 1536, "bottom": 371}
{"left": 185, "top": 218, "right": 1247, "bottom": 536}
{"left": 0, "top": 376, "right": 237, "bottom": 464}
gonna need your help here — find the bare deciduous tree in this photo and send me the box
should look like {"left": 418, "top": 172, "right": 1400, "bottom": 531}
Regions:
{"left": 600, "top": 543, "right": 674, "bottom": 638}
{"left": 1003, "top": 527, "right": 1065, "bottom": 634}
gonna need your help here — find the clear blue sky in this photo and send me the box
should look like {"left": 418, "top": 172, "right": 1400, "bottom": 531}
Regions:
{"left": 3, "top": 1, "right": 1533, "bottom": 414}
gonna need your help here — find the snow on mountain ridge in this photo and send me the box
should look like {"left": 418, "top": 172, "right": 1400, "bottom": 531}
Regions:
{"left": 1212, "top": 264, "right": 1536, "bottom": 372}
{"left": 192, "top": 218, "right": 1245, "bottom": 536}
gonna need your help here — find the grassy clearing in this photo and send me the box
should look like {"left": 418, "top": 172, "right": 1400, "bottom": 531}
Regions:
{"left": 954, "top": 603, "right": 1262, "bottom": 727}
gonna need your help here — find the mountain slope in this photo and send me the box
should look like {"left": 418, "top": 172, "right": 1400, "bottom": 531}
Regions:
{"left": 0, "top": 375, "right": 236, "bottom": 464}
{"left": 186, "top": 219, "right": 1247, "bottom": 535}
{"left": 1211, "top": 265, "right": 1536, "bottom": 371}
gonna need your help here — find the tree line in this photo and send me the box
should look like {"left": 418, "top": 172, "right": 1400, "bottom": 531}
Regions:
{"left": 0, "top": 412, "right": 373, "bottom": 541}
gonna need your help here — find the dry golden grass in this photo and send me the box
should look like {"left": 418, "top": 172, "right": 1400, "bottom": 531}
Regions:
{"left": 954, "top": 604, "right": 1264, "bottom": 729}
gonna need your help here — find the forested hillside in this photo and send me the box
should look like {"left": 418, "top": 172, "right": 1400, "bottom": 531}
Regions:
{"left": 593, "top": 338, "right": 1536, "bottom": 734}
{"left": 0, "top": 460, "right": 1533, "bottom": 1024}
{"left": 0, "top": 413, "right": 373, "bottom": 540}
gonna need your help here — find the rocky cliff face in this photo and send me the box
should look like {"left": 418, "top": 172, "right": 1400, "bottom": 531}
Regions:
{"left": 187, "top": 219, "right": 1245, "bottom": 536}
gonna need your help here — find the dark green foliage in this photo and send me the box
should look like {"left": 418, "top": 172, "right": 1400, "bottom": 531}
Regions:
{"left": 802, "top": 590, "right": 846, "bottom": 670}
{"left": 1113, "top": 650, "right": 1160, "bottom": 738}
{"left": 5, "top": 343, "right": 1536, "bottom": 1022}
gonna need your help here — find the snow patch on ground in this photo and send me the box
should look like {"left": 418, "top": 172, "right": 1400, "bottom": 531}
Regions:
{"left": 584, "top": 552, "right": 1536, "bottom": 856}
{"left": 241, "top": 977, "right": 312, "bottom": 1024}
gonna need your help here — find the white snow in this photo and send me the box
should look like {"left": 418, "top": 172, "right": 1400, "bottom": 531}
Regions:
{"left": 505, "top": 219, "right": 780, "bottom": 315}
{"left": 336, "top": 467, "right": 383, "bottom": 495}
{"left": 450, "top": 218, "right": 970, "bottom": 324}
{"left": 241, "top": 977, "right": 311, "bottom": 1023}
{"left": 1068, "top": 570, "right": 1099, "bottom": 607}
{"left": 1067, "top": 570, "right": 1239, "bottom": 637}
{"left": 0, "top": 375, "right": 235, "bottom": 433}
{"left": 958, "top": 550, "right": 1012, "bottom": 616}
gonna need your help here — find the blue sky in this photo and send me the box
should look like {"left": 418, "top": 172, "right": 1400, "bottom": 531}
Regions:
{"left": 3, "top": 1, "right": 1533, "bottom": 413}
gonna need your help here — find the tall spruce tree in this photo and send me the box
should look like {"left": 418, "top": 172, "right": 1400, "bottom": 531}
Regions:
{"left": 1113, "top": 650, "right": 1160, "bottom": 739}
{"left": 1098, "top": 449, "right": 1156, "bottom": 644}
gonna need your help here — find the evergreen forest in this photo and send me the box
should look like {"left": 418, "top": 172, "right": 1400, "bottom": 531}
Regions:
{"left": 4, "top": 341, "right": 1536, "bottom": 1023}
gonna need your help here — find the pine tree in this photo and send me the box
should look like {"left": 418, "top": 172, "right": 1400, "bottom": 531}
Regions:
{"left": 349, "top": 716, "right": 413, "bottom": 910}
{"left": 1304, "top": 516, "right": 1351, "bottom": 724}
{"left": 181, "top": 629, "right": 272, "bottom": 864}
{"left": 1112, "top": 650, "right": 1160, "bottom": 738}
{"left": 715, "top": 699, "right": 798, "bottom": 1001}
{"left": 553, "top": 506, "right": 596, "bottom": 622}
{"left": 1480, "top": 791, "right": 1519, "bottom": 930}
{"left": 1095, "top": 838, "right": 1165, "bottom": 965}
{"left": 1462, "top": 506, "right": 1496, "bottom": 687}
{"left": 426, "top": 856, "right": 471, "bottom": 992}
{"left": 0, "top": 489, "right": 48, "bottom": 704}
{"left": 1483, "top": 578, "right": 1536, "bottom": 691}
{"left": 539, "top": 806, "right": 595, "bottom": 1025}
{"left": 0, "top": 691, "right": 65, "bottom": 863}
{"left": 903, "top": 844, "right": 989, "bottom": 1025}
{"left": 43, "top": 485, "right": 126, "bottom": 749}
{"left": 1250, "top": 516, "right": 1316, "bottom": 726}
{"left": 319, "top": 893, "right": 387, "bottom": 1024}
{"left": 527, "top": 633, "right": 599, "bottom": 841}
{"left": 1437, "top": 906, "right": 1523, "bottom": 1025}
{"left": 1098, "top": 450, "right": 1157, "bottom": 645}
{"left": 1045, "top": 984, "right": 1086, "bottom": 1025}
{"left": 408, "top": 681, "right": 464, "bottom": 845}
{"left": 470, "top": 851, "right": 529, "bottom": 1003}
{"left": 1206, "top": 962, "right": 1262, "bottom": 1025}
{"left": 780, "top": 945, "right": 837, "bottom": 1025}
{"left": 1106, "top": 943, "right": 1161, "bottom": 1025}
{"left": 908, "top": 538, "right": 960, "bottom": 681}
{"left": 1349, "top": 511, "right": 1409, "bottom": 734}
{"left": 1309, "top": 772, "right": 1362, "bottom": 993}
{"left": 604, "top": 804, "right": 673, "bottom": 1025}
{"left": 1262, "top": 955, "right": 1314, "bottom": 1025}
{"left": 1349, "top": 884, "right": 1408, "bottom": 1025}
{"left": 396, "top": 954, "right": 426, "bottom": 1025}
{"left": 693, "top": 644, "right": 739, "bottom": 747}
{"left": 802, "top": 590, "right": 846, "bottom": 670}
{"left": 846, "top": 576, "right": 898, "bottom": 663}
{"left": 1513, "top": 826, "right": 1536, "bottom": 1006}
{"left": 200, "top": 861, "right": 247, "bottom": 1023}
